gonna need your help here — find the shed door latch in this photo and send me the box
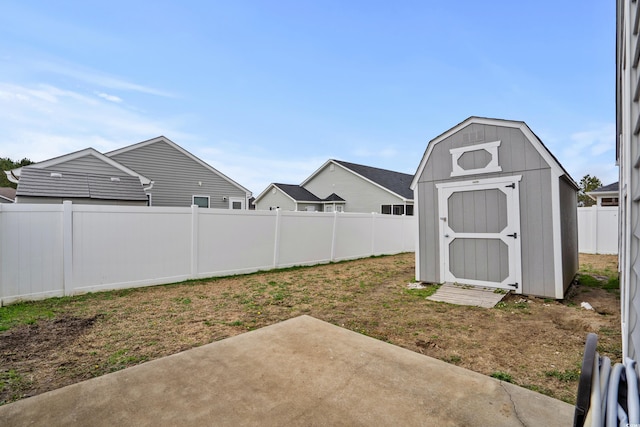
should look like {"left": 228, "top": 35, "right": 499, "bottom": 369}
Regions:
{"left": 507, "top": 232, "right": 518, "bottom": 239}
{"left": 505, "top": 183, "right": 515, "bottom": 189}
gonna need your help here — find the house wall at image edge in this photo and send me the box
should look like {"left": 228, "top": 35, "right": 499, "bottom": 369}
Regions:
{"left": 304, "top": 162, "right": 410, "bottom": 214}
{"left": 108, "top": 139, "right": 247, "bottom": 208}
{"left": 415, "top": 122, "right": 561, "bottom": 298}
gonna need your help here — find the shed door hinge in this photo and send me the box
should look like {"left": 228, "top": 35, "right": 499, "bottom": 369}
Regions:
{"left": 507, "top": 232, "right": 518, "bottom": 239}
{"left": 508, "top": 282, "right": 519, "bottom": 289}
{"left": 505, "top": 183, "right": 515, "bottom": 189}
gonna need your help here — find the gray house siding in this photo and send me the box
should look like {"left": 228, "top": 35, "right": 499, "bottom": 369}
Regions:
{"left": 108, "top": 140, "right": 246, "bottom": 208}
{"left": 415, "top": 122, "right": 564, "bottom": 298}
{"left": 255, "top": 189, "right": 296, "bottom": 211}
{"left": 39, "top": 155, "right": 128, "bottom": 177}
{"left": 304, "top": 164, "right": 409, "bottom": 214}
{"left": 559, "top": 175, "right": 579, "bottom": 293}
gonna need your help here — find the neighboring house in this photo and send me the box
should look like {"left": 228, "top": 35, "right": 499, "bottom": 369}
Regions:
{"left": 0, "top": 187, "right": 16, "bottom": 203}
{"left": 586, "top": 182, "right": 619, "bottom": 207}
{"left": 6, "top": 137, "right": 252, "bottom": 208}
{"left": 617, "top": 0, "right": 638, "bottom": 360}
{"left": 255, "top": 183, "right": 345, "bottom": 212}
{"left": 411, "top": 116, "right": 578, "bottom": 300}
{"left": 106, "top": 137, "right": 251, "bottom": 209}
{"left": 254, "top": 159, "right": 413, "bottom": 214}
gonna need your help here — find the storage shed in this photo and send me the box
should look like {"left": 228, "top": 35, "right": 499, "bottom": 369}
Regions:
{"left": 410, "top": 117, "right": 579, "bottom": 299}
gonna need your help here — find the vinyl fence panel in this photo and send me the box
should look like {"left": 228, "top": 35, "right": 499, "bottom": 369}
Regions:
{"left": 577, "top": 206, "right": 618, "bottom": 255}
{"left": 0, "top": 204, "right": 65, "bottom": 304}
{"left": 72, "top": 205, "right": 193, "bottom": 293}
{"left": 197, "top": 209, "right": 276, "bottom": 277}
{"left": 0, "top": 203, "right": 416, "bottom": 305}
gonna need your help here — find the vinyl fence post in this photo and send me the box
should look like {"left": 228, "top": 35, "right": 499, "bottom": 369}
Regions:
{"left": 62, "top": 201, "right": 73, "bottom": 296}
{"left": 371, "top": 212, "right": 376, "bottom": 256}
{"left": 593, "top": 204, "right": 599, "bottom": 254}
{"left": 273, "top": 209, "right": 281, "bottom": 268}
{"left": 330, "top": 211, "right": 338, "bottom": 262}
{"left": 191, "top": 205, "right": 199, "bottom": 280}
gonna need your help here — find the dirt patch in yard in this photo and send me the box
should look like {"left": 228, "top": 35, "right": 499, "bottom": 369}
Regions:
{"left": 0, "top": 253, "right": 621, "bottom": 405}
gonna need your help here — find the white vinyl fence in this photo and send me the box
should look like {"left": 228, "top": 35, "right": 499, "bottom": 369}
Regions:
{"left": 577, "top": 205, "right": 618, "bottom": 255}
{"left": 0, "top": 202, "right": 416, "bottom": 305}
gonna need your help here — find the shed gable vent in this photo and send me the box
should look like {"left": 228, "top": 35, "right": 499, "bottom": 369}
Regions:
{"left": 110, "top": 177, "right": 121, "bottom": 182}
{"left": 50, "top": 172, "right": 63, "bottom": 178}
{"left": 449, "top": 140, "right": 502, "bottom": 177}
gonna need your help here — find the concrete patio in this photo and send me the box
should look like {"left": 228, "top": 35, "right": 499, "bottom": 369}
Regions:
{"left": 0, "top": 315, "right": 574, "bottom": 426}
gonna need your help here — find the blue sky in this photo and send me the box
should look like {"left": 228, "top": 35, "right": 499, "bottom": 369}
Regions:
{"left": 1, "top": 1, "right": 615, "bottom": 194}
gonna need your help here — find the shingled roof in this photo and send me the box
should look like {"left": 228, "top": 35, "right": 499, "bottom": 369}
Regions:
{"left": 16, "top": 168, "right": 147, "bottom": 201}
{"left": 591, "top": 182, "right": 619, "bottom": 193}
{"left": 332, "top": 160, "right": 414, "bottom": 200}
{"left": 273, "top": 184, "right": 322, "bottom": 202}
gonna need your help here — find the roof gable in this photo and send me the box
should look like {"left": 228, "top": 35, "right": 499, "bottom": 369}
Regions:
{"left": 302, "top": 159, "right": 414, "bottom": 201}
{"left": 410, "top": 116, "right": 578, "bottom": 190}
{"left": 6, "top": 148, "right": 150, "bottom": 185}
{"left": 590, "top": 182, "right": 619, "bottom": 193}
{"left": 105, "top": 136, "right": 251, "bottom": 196}
{"left": 273, "top": 184, "right": 322, "bottom": 202}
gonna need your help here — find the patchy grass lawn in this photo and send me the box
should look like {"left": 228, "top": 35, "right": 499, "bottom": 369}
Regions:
{"left": 0, "top": 253, "right": 621, "bottom": 405}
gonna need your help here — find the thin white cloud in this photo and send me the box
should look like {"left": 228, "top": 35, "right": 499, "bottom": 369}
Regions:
{"left": 550, "top": 123, "right": 618, "bottom": 185}
{"left": 33, "top": 59, "right": 175, "bottom": 98}
{"left": 96, "top": 92, "right": 122, "bottom": 103}
{"left": 0, "top": 82, "right": 191, "bottom": 162}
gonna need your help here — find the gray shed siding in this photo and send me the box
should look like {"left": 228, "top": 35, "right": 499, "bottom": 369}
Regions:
{"left": 109, "top": 141, "right": 246, "bottom": 208}
{"left": 255, "top": 189, "right": 296, "bottom": 211}
{"left": 415, "top": 123, "right": 558, "bottom": 297}
{"left": 559, "top": 176, "right": 579, "bottom": 292}
{"left": 304, "top": 164, "right": 408, "bottom": 214}
{"left": 40, "top": 155, "right": 128, "bottom": 177}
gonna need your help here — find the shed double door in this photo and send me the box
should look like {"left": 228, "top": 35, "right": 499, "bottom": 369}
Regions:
{"left": 436, "top": 176, "right": 522, "bottom": 292}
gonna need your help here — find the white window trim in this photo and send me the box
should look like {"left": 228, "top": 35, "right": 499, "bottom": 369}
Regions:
{"left": 450, "top": 140, "right": 502, "bottom": 177}
{"left": 192, "top": 195, "right": 210, "bottom": 208}
{"left": 229, "top": 196, "right": 245, "bottom": 210}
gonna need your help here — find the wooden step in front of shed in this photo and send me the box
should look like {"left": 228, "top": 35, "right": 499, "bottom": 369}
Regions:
{"left": 427, "top": 283, "right": 508, "bottom": 308}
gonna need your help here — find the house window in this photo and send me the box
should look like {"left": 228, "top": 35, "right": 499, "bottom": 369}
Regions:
{"left": 336, "top": 205, "right": 344, "bottom": 212}
{"left": 232, "top": 201, "right": 242, "bottom": 209}
{"left": 325, "top": 205, "right": 334, "bottom": 213}
{"left": 146, "top": 193, "right": 152, "bottom": 206}
{"left": 193, "top": 195, "right": 210, "bottom": 208}
{"left": 382, "top": 204, "right": 409, "bottom": 215}
{"left": 601, "top": 197, "right": 619, "bottom": 207}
